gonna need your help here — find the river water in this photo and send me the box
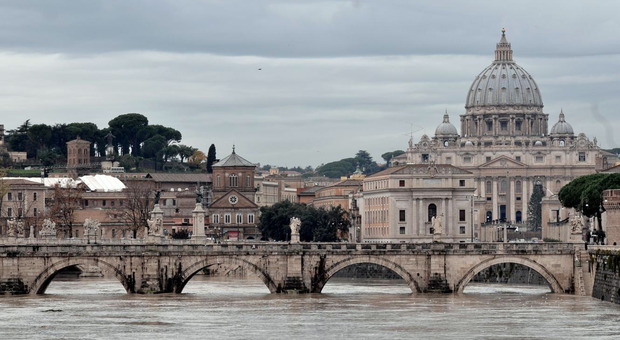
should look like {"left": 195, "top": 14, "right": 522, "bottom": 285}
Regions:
{"left": 1, "top": 275, "right": 619, "bottom": 340}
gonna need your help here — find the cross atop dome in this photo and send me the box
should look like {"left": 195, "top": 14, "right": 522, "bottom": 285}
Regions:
{"left": 495, "top": 28, "right": 513, "bottom": 62}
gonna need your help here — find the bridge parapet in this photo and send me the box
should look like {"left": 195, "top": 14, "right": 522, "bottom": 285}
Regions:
{"left": 0, "top": 241, "right": 579, "bottom": 256}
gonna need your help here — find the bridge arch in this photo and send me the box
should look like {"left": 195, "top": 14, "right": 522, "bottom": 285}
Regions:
{"left": 177, "top": 257, "right": 278, "bottom": 294}
{"left": 30, "top": 258, "right": 130, "bottom": 295}
{"left": 454, "top": 256, "right": 563, "bottom": 293}
{"left": 314, "top": 256, "right": 420, "bottom": 293}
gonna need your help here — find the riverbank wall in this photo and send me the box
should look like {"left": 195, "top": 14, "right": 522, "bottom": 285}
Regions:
{"left": 590, "top": 249, "right": 620, "bottom": 304}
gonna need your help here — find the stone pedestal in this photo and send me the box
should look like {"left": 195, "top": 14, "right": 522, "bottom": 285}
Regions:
{"left": 192, "top": 203, "right": 206, "bottom": 240}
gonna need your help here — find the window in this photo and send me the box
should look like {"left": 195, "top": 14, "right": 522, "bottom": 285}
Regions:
{"left": 399, "top": 210, "right": 406, "bottom": 222}
{"left": 33, "top": 208, "right": 38, "bottom": 217}
{"left": 555, "top": 155, "right": 561, "bottom": 163}
{"left": 399, "top": 180, "right": 405, "bottom": 187}
{"left": 224, "top": 214, "right": 231, "bottom": 224}
{"left": 446, "top": 157, "right": 452, "bottom": 164}
{"left": 459, "top": 180, "right": 465, "bottom": 187}
{"left": 33, "top": 192, "right": 37, "bottom": 201}
{"left": 515, "top": 156, "right": 521, "bottom": 162}
{"left": 216, "top": 175, "right": 221, "bottom": 187}
{"left": 486, "top": 156, "right": 491, "bottom": 162}
{"left": 515, "top": 121, "right": 522, "bottom": 131}
{"left": 535, "top": 155, "right": 544, "bottom": 162}
{"left": 459, "top": 209, "right": 466, "bottom": 222}
{"left": 236, "top": 213, "right": 243, "bottom": 224}
{"left": 427, "top": 204, "right": 437, "bottom": 222}
{"left": 500, "top": 121, "right": 508, "bottom": 131}
{"left": 212, "top": 214, "right": 220, "bottom": 224}
{"left": 111, "top": 200, "right": 115, "bottom": 207}
{"left": 485, "top": 181, "right": 492, "bottom": 194}
{"left": 499, "top": 180, "right": 507, "bottom": 194}
{"left": 486, "top": 121, "right": 493, "bottom": 131}
{"left": 463, "top": 156, "right": 472, "bottom": 163}
{"left": 460, "top": 226, "right": 466, "bottom": 234}
{"left": 17, "top": 192, "right": 22, "bottom": 201}
{"left": 7, "top": 192, "right": 12, "bottom": 201}
{"left": 578, "top": 152, "right": 586, "bottom": 162}
{"left": 102, "top": 200, "right": 107, "bottom": 207}
{"left": 229, "top": 174, "right": 238, "bottom": 187}
{"left": 246, "top": 175, "right": 251, "bottom": 187}
{"left": 515, "top": 180, "right": 522, "bottom": 194}
{"left": 399, "top": 227, "right": 406, "bottom": 235}
{"left": 84, "top": 200, "right": 89, "bottom": 207}
{"left": 422, "top": 154, "right": 429, "bottom": 162}
{"left": 248, "top": 214, "right": 254, "bottom": 224}
{"left": 7, "top": 207, "right": 12, "bottom": 217}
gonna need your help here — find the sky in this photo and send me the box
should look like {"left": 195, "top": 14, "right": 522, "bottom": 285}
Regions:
{"left": 1, "top": 0, "right": 619, "bottom": 168}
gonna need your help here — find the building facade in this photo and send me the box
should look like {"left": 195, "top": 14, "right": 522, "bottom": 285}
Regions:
{"left": 393, "top": 30, "right": 609, "bottom": 238}
{"left": 209, "top": 148, "right": 260, "bottom": 240}
{"left": 361, "top": 164, "right": 476, "bottom": 243}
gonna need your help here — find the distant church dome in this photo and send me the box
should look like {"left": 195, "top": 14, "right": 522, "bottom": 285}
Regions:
{"left": 435, "top": 113, "right": 458, "bottom": 137}
{"left": 550, "top": 111, "right": 574, "bottom": 136}
{"left": 465, "top": 29, "right": 543, "bottom": 109}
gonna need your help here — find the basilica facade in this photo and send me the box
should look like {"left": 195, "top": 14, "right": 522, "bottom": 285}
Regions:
{"left": 380, "top": 30, "right": 613, "bottom": 242}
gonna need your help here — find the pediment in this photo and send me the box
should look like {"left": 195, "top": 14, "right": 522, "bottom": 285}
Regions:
{"left": 210, "top": 189, "right": 258, "bottom": 209}
{"left": 479, "top": 156, "right": 527, "bottom": 169}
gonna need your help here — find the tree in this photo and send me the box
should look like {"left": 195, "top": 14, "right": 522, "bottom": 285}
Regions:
{"left": 559, "top": 173, "right": 620, "bottom": 231}
{"left": 258, "top": 201, "right": 350, "bottom": 242}
{"left": 49, "top": 183, "right": 84, "bottom": 238}
{"left": 118, "top": 181, "right": 156, "bottom": 238}
{"left": 206, "top": 144, "right": 216, "bottom": 173}
{"left": 355, "top": 150, "right": 380, "bottom": 174}
{"left": 189, "top": 150, "right": 206, "bottom": 166}
{"left": 108, "top": 113, "right": 149, "bottom": 156}
{"left": 381, "top": 150, "right": 405, "bottom": 164}
{"left": 527, "top": 182, "right": 545, "bottom": 230}
{"left": 177, "top": 145, "right": 197, "bottom": 163}
{"left": 316, "top": 158, "right": 356, "bottom": 178}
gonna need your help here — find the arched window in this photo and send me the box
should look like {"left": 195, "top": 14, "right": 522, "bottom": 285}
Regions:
{"left": 515, "top": 180, "right": 522, "bottom": 194}
{"left": 229, "top": 174, "right": 238, "bottom": 187}
{"left": 428, "top": 204, "right": 437, "bottom": 222}
{"left": 216, "top": 175, "right": 221, "bottom": 187}
{"left": 485, "top": 181, "right": 492, "bottom": 194}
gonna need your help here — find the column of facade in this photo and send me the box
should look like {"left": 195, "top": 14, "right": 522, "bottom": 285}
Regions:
{"left": 492, "top": 178, "right": 499, "bottom": 220}
{"left": 417, "top": 198, "right": 424, "bottom": 235}
{"left": 522, "top": 178, "right": 529, "bottom": 222}
{"left": 447, "top": 198, "right": 453, "bottom": 236}
{"left": 509, "top": 178, "right": 516, "bottom": 222}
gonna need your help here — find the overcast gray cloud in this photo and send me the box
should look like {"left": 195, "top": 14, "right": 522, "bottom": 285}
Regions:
{"left": 1, "top": 0, "right": 619, "bottom": 167}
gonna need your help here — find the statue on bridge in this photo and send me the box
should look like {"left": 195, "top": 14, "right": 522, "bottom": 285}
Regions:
{"left": 7, "top": 218, "right": 16, "bottom": 237}
{"left": 290, "top": 217, "right": 301, "bottom": 243}
{"left": 16, "top": 220, "right": 25, "bottom": 238}
{"left": 153, "top": 190, "right": 161, "bottom": 205}
{"left": 570, "top": 214, "right": 584, "bottom": 234}
{"left": 84, "top": 218, "right": 100, "bottom": 238}
{"left": 40, "top": 219, "right": 57, "bottom": 238}
{"left": 432, "top": 214, "right": 443, "bottom": 235}
{"left": 147, "top": 217, "right": 163, "bottom": 236}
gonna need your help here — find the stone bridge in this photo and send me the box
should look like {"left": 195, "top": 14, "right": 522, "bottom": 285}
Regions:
{"left": 0, "top": 241, "right": 580, "bottom": 295}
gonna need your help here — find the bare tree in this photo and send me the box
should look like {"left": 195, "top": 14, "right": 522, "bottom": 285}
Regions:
{"left": 48, "top": 183, "right": 84, "bottom": 238}
{"left": 117, "top": 180, "right": 155, "bottom": 238}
